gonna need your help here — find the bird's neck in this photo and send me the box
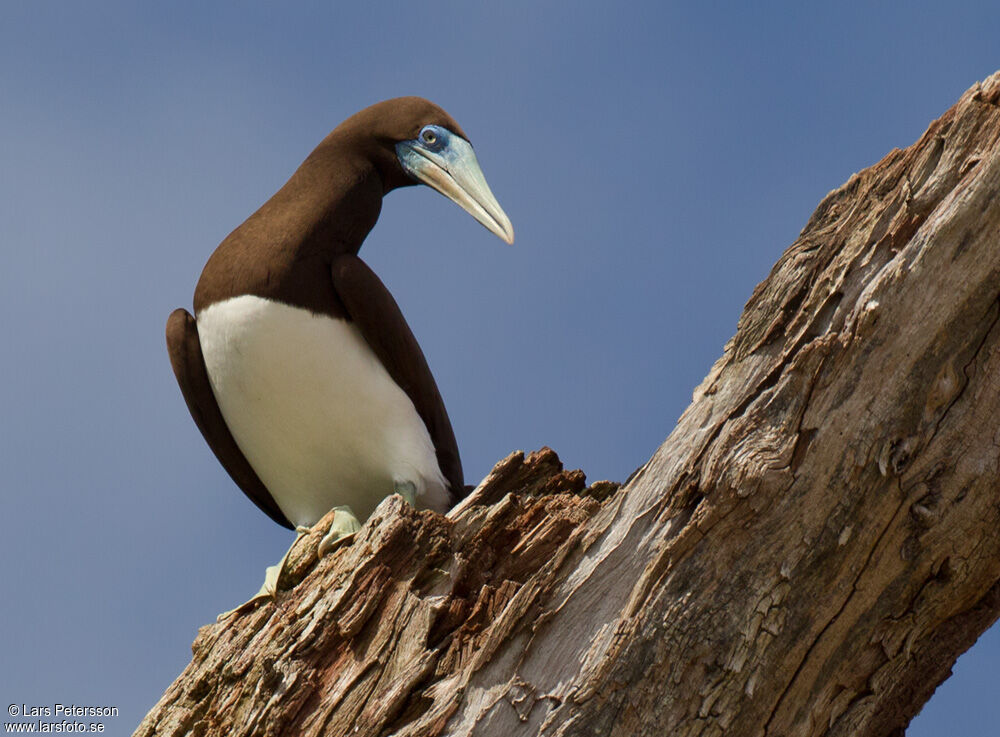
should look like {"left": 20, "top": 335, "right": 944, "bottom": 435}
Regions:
{"left": 193, "top": 141, "right": 386, "bottom": 314}
{"left": 268, "top": 141, "right": 385, "bottom": 258}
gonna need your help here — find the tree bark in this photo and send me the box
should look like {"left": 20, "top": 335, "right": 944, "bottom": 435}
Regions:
{"left": 137, "top": 72, "right": 1000, "bottom": 737}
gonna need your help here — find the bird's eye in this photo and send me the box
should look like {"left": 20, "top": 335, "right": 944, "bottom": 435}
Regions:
{"left": 420, "top": 127, "right": 438, "bottom": 145}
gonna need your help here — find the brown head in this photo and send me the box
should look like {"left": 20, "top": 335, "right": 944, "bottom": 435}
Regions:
{"left": 329, "top": 97, "right": 467, "bottom": 187}
{"left": 197, "top": 97, "right": 514, "bottom": 314}
{"left": 314, "top": 96, "right": 513, "bottom": 244}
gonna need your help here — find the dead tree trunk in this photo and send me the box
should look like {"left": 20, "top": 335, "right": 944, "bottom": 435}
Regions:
{"left": 137, "top": 72, "right": 1000, "bottom": 737}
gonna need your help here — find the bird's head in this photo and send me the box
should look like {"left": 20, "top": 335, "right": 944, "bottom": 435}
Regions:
{"left": 339, "top": 97, "right": 514, "bottom": 245}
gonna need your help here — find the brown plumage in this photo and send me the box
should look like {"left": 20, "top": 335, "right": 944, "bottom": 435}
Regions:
{"left": 166, "top": 97, "right": 497, "bottom": 531}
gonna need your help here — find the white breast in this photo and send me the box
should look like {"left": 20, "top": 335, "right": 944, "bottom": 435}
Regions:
{"left": 196, "top": 295, "right": 449, "bottom": 527}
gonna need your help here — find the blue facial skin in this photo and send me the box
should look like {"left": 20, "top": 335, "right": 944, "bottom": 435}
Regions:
{"left": 396, "top": 125, "right": 457, "bottom": 178}
{"left": 393, "top": 122, "right": 514, "bottom": 244}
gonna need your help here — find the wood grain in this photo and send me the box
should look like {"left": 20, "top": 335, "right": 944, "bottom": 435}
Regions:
{"left": 137, "top": 71, "right": 1000, "bottom": 737}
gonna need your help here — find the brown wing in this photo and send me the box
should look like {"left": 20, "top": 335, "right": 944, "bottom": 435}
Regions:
{"left": 165, "top": 308, "right": 293, "bottom": 529}
{"left": 330, "top": 255, "right": 465, "bottom": 504}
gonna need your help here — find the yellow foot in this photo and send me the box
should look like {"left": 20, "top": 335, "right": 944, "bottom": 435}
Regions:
{"left": 216, "top": 526, "right": 312, "bottom": 620}
{"left": 317, "top": 506, "right": 361, "bottom": 558}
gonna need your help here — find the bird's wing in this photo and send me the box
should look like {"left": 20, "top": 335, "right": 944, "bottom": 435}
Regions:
{"left": 166, "top": 308, "right": 294, "bottom": 529}
{"left": 330, "top": 255, "right": 466, "bottom": 504}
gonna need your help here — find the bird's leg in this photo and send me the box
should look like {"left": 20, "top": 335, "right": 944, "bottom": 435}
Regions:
{"left": 394, "top": 480, "right": 417, "bottom": 507}
{"left": 317, "top": 506, "right": 361, "bottom": 558}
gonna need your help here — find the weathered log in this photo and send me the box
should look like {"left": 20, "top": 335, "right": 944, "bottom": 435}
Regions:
{"left": 137, "top": 71, "right": 1000, "bottom": 737}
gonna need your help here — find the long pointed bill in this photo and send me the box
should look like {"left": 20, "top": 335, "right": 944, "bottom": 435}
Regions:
{"left": 397, "top": 136, "right": 514, "bottom": 244}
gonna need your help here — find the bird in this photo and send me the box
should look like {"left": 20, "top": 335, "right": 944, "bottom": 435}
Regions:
{"left": 166, "top": 97, "right": 513, "bottom": 599}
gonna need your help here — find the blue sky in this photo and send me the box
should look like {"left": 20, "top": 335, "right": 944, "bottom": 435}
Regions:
{"left": 1, "top": 2, "right": 998, "bottom": 733}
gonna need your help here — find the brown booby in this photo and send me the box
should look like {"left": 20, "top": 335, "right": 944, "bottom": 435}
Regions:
{"left": 166, "top": 98, "right": 512, "bottom": 595}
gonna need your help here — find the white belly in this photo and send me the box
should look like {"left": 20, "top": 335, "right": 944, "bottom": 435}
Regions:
{"left": 196, "top": 295, "right": 449, "bottom": 527}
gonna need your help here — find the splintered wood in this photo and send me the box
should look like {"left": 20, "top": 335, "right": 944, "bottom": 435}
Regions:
{"left": 137, "top": 72, "right": 1000, "bottom": 737}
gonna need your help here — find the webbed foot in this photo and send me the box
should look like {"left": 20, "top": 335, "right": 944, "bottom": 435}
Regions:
{"left": 317, "top": 506, "right": 361, "bottom": 557}
{"left": 217, "top": 526, "right": 312, "bottom": 620}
